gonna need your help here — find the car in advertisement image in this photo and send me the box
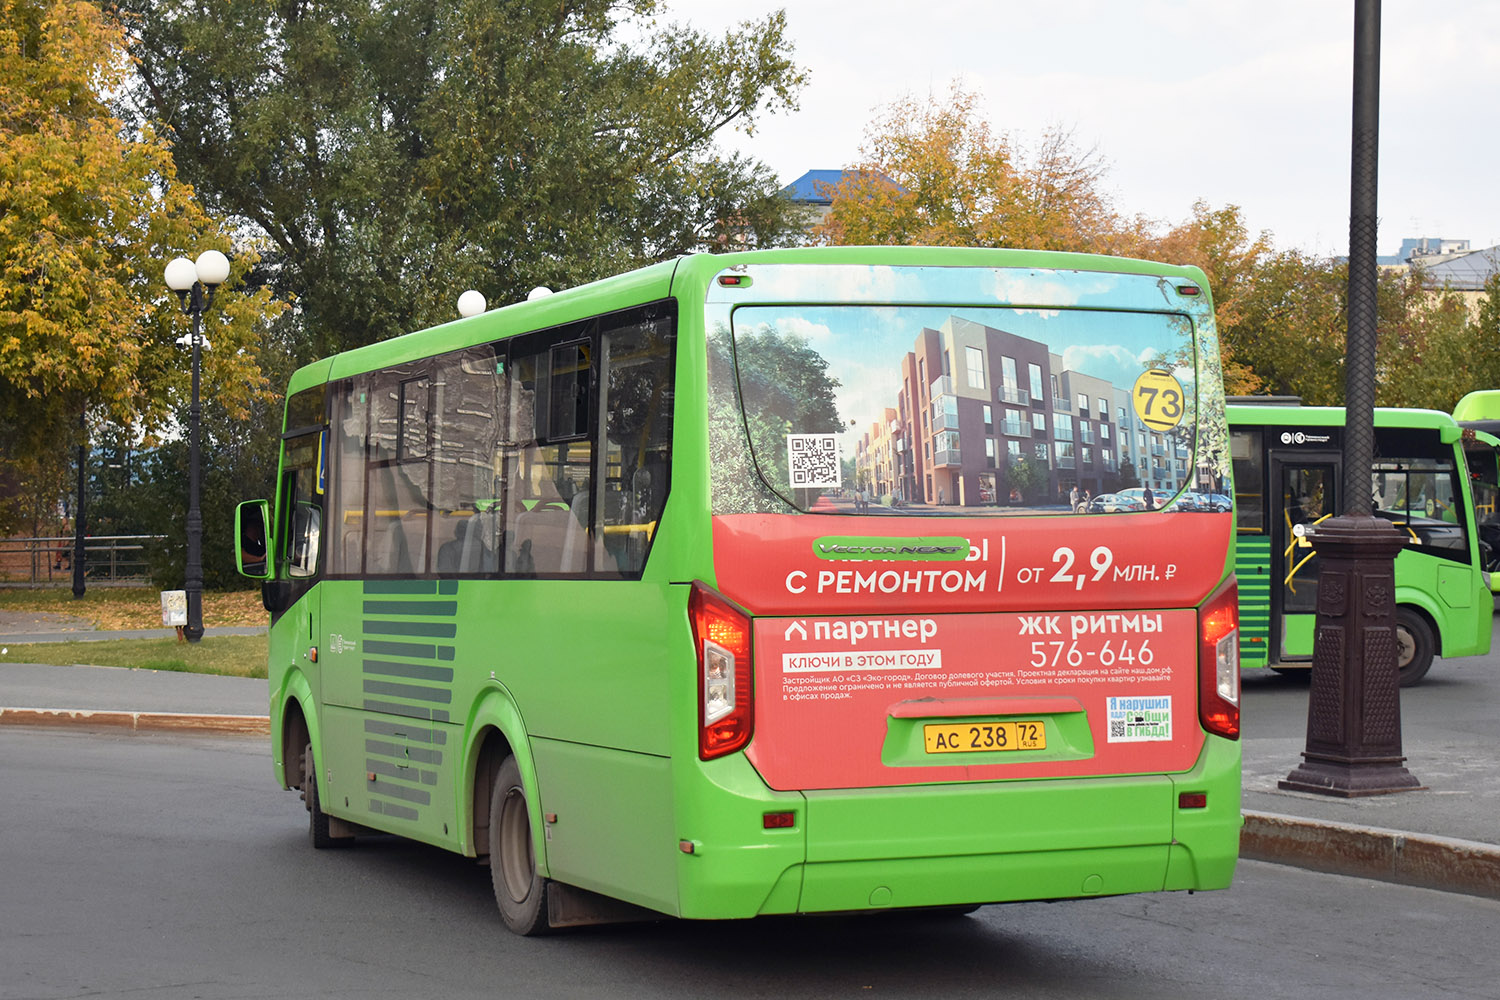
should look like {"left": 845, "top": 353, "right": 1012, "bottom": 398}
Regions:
{"left": 1085, "top": 492, "right": 1148, "bottom": 514}
{"left": 1114, "top": 487, "right": 1158, "bottom": 510}
{"left": 1180, "top": 491, "right": 1231, "bottom": 512}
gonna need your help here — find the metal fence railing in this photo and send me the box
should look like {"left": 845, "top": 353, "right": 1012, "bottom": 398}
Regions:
{"left": 0, "top": 535, "right": 165, "bottom": 586}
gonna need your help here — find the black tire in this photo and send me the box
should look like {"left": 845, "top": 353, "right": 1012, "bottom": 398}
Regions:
{"left": 1395, "top": 607, "right": 1435, "bottom": 687}
{"left": 490, "top": 756, "right": 551, "bottom": 936}
{"left": 302, "top": 741, "right": 351, "bottom": 850}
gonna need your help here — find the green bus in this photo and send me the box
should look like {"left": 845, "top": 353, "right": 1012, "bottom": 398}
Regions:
{"left": 1453, "top": 389, "right": 1500, "bottom": 607}
{"left": 1227, "top": 401, "right": 1498, "bottom": 686}
{"left": 238, "top": 247, "right": 1242, "bottom": 934}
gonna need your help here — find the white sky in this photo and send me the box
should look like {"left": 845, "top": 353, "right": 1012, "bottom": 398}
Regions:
{"left": 664, "top": 0, "right": 1500, "bottom": 258}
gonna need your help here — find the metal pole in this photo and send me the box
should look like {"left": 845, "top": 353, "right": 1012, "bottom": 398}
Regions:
{"left": 184, "top": 282, "right": 205, "bottom": 643}
{"left": 72, "top": 409, "right": 85, "bottom": 599}
{"left": 1280, "top": 0, "right": 1420, "bottom": 797}
{"left": 1344, "top": 0, "right": 1380, "bottom": 513}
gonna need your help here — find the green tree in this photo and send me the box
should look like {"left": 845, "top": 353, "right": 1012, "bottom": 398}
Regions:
{"left": 119, "top": 0, "right": 808, "bottom": 359}
{"left": 0, "top": 0, "right": 283, "bottom": 521}
{"left": 1372, "top": 264, "right": 1483, "bottom": 411}
{"left": 1223, "top": 253, "right": 1487, "bottom": 409}
{"left": 1005, "top": 454, "right": 1047, "bottom": 502}
{"left": 707, "top": 325, "right": 843, "bottom": 514}
{"left": 86, "top": 345, "right": 296, "bottom": 589}
{"left": 1464, "top": 273, "right": 1500, "bottom": 395}
{"left": 1216, "top": 250, "right": 1349, "bottom": 404}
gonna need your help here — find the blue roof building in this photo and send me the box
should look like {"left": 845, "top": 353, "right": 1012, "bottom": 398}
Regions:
{"left": 780, "top": 169, "right": 850, "bottom": 207}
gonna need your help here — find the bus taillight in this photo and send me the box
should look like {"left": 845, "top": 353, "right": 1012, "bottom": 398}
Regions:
{"left": 690, "top": 583, "right": 754, "bottom": 760}
{"left": 1198, "top": 579, "right": 1240, "bottom": 740}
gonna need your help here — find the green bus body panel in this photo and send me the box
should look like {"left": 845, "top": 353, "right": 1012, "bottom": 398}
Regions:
{"left": 268, "top": 591, "right": 320, "bottom": 787}
{"left": 1234, "top": 535, "right": 1273, "bottom": 668}
{"left": 531, "top": 738, "right": 678, "bottom": 914}
{"left": 1229, "top": 403, "right": 1467, "bottom": 431}
{"left": 262, "top": 247, "right": 1238, "bottom": 921}
{"left": 669, "top": 736, "right": 1239, "bottom": 918}
{"left": 284, "top": 359, "right": 332, "bottom": 406}
{"left": 270, "top": 663, "right": 317, "bottom": 789}
{"left": 1255, "top": 576, "right": 1490, "bottom": 666}
{"left": 1454, "top": 390, "right": 1500, "bottom": 423}
{"left": 459, "top": 685, "right": 537, "bottom": 855}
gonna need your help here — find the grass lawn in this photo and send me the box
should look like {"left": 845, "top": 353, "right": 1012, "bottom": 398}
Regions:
{"left": 0, "top": 587, "right": 266, "bottom": 629}
{"left": 0, "top": 588, "right": 268, "bottom": 677}
{"left": 0, "top": 634, "right": 268, "bottom": 678}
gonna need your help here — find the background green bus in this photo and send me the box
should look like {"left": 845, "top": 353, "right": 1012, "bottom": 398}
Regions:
{"left": 239, "top": 247, "right": 1242, "bottom": 935}
{"left": 1227, "top": 401, "right": 1497, "bottom": 685}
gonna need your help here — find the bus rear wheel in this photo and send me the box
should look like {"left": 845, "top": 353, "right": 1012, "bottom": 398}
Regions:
{"left": 489, "top": 756, "right": 551, "bottom": 936}
{"left": 1395, "top": 608, "right": 1435, "bottom": 687}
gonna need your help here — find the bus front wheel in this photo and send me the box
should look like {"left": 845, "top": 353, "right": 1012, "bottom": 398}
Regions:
{"left": 1395, "top": 608, "right": 1435, "bottom": 687}
{"left": 302, "top": 742, "right": 351, "bottom": 850}
{"left": 489, "top": 756, "right": 552, "bottom": 936}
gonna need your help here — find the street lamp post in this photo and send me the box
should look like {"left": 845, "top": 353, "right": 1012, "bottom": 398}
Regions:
{"left": 1279, "top": 0, "right": 1420, "bottom": 797}
{"left": 164, "top": 250, "right": 230, "bottom": 644}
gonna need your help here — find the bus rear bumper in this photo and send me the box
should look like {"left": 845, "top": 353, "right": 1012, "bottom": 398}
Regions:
{"left": 676, "top": 736, "right": 1240, "bottom": 919}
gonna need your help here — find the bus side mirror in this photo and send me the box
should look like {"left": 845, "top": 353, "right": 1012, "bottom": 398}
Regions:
{"left": 236, "top": 500, "right": 272, "bottom": 580}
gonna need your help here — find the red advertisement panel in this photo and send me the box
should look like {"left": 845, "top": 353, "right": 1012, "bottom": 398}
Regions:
{"left": 745, "top": 608, "right": 1204, "bottom": 791}
{"left": 711, "top": 512, "right": 1231, "bottom": 617}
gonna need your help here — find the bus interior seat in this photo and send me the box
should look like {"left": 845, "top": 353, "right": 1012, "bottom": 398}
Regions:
{"left": 459, "top": 508, "right": 500, "bottom": 573}
{"left": 400, "top": 511, "right": 430, "bottom": 573}
{"left": 567, "top": 489, "right": 617, "bottom": 574}
{"left": 366, "top": 511, "right": 411, "bottom": 575}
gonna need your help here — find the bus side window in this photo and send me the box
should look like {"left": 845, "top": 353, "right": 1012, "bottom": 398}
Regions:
{"left": 278, "top": 426, "right": 325, "bottom": 580}
{"left": 502, "top": 335, "right": 594, "bottom": 576}
{"left": 1230, "top": 427, "right": 1263, "bottom": 532}
{"left": 328, "top": 377, "right": 368, "bottom": 575}
{"left": 359, "top": 369, "right": 434, "bottom": 575}
{"left": 600, "top": 306, "right": 675, "bottom": 575}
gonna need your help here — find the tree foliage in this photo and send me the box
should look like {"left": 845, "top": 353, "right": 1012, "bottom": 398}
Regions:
{"left": 0, "top": 0, "right": 283, "bottom": 504}
{"left": 706, "top": 325, "right": 843, "bottom": 514}
{"left": 1216, "top": 252, "right": 1490, "bottom": 410}
{"left": 815, "top": 83, "right": 1128, "bottom": 252}
{"left": 1134, "top": 201, "right": 1271, "bottom": 395}
{"left": 120, "top": 0, "right": 809, "bottom": 358}
{"left": 819, "top": 83, "right": 1500, "bottom": 412}
{"left": 1005, "top": 454, "right": 1047, "bottom": 501}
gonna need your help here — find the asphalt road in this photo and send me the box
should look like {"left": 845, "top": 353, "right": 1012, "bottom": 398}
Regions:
{"left": 3, "top": 728, "right": 1498, "bottom": 1000}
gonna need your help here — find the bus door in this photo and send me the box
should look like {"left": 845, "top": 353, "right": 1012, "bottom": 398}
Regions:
{"left": 1271, "top": 454, "right": 1338, "bottom": 661}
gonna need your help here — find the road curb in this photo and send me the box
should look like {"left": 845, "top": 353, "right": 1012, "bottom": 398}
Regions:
{"left": 1242, "top": 810, "right": 1500, "bottom": 901}
{"left": 0, "top": 707, "right": 269, "bottom": 736}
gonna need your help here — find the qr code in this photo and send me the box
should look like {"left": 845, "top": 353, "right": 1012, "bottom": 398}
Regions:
{"left": 1109, "top": 720, "right": 1126, "bottom": 739}
{"left": 787, "top": 434, "right": 841, "bottom": 488}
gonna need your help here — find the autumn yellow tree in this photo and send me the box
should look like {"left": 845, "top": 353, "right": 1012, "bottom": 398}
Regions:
{"left": 0, "top": 0, "right": 283, "bottom": 482}
{"left": 815, "top": 83, "right": 1128, "bottom": 252}
{"left": 1134, "top": 201, "right": 1274, "bottom": 395}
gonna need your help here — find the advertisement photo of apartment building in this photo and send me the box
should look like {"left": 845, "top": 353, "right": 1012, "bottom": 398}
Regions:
{"left": 854, "top": 315, "right": 1201, "bottom": 511}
